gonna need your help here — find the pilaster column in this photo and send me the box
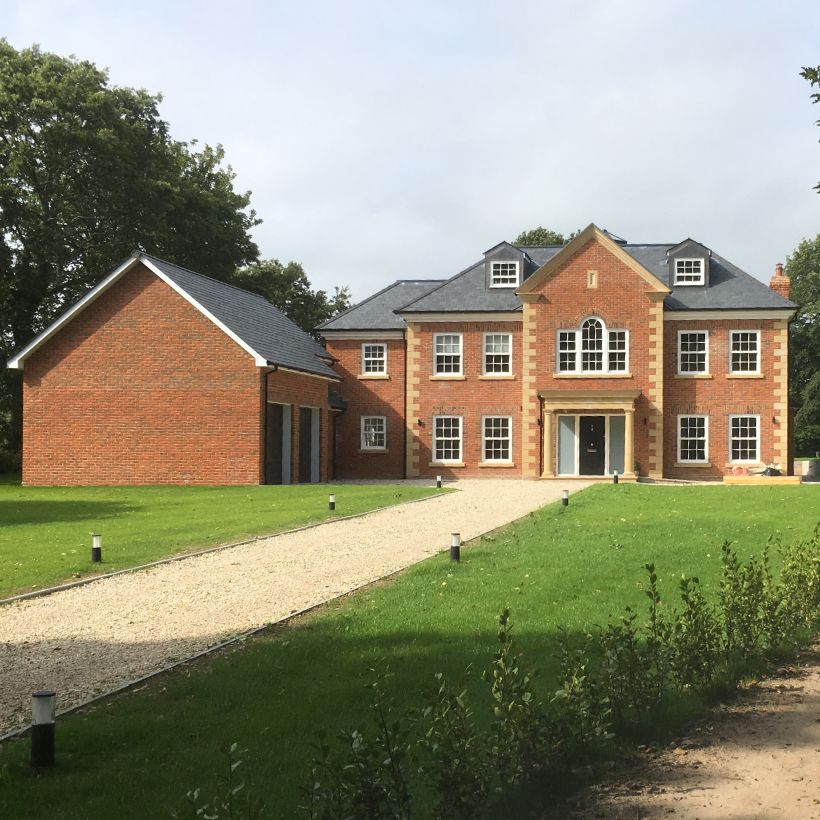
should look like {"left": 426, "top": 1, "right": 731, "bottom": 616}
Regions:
{"left": 624, "top": 410, "right": 635, "bottom": 477}
{"left": 541, "top": 411, "right": 554, "bottom": 477}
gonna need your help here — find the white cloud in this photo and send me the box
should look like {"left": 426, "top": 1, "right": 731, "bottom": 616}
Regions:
{"left": 4, "top": 0, "right": 820, "bottom": 300}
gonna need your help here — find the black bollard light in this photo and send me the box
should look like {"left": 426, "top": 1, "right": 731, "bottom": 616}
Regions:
{"left": 450, "top": 532, "right": 461, "bottom": 562}
{"left": 328, "top": 494, "right": 336, "bottom": 511}
{"left": 30, "top": 690, "right": 56, "bottom": 768}
{"left": 562, "top": 489, "right": 569, "bottom": 507}
{"left": 613, "top": 470, "right": 619, "bottom": 485}
{"left": 436, "top": 474, "right": 442, "bottom": 489}
{"left": 91, "top": 533, "right": 102, "bottom": 563}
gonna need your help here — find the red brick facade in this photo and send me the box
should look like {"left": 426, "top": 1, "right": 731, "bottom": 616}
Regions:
{"left": 265, "top": 369, "right": 331, "bottom": 484}
{"left": 15, "top": 233, "right": 792, "bottom": 485}
{"left": 329, "top": 338, "right": 406, "bottom": 478}
{"left": 326, "top": 231, "right": 792, "bottom": 481}
{"left": 20, "top": 263, "right": 331, "bottom": 486}
{"left": 663, "top": 318, "right": 786, "bottom": 480}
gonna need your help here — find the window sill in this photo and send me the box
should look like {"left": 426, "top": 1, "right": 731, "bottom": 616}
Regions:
{"left": 674, "top": 461, "right": 712, "bottom": 468}
{"left": 358, "top": 448, "right": 388, "bottom": 454}
{"left": 357, "top": 374, "right": 390, "bottom": 380}
{"left": 727, "top": 373, "right": 764, "bottom": 379}
{"left": 429, "top": 461, "right": 465, "bottom": 467}
{"left": 429, "top": 375, "right": 466, "bottom": 381}
{"left": 478, "top": 374, "right": 515, "bottom": 380}
{"left": 674, "top": 374, "right": 712, "bottom": 379}
{"left": 553, "top": 373, "right": 633, "bottom": 379}
{"left": 479, "top": 461, "right": 516, "bottom": 468}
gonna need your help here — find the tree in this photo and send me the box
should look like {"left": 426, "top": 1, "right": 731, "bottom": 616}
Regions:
{"left": 513, "top": 226, "right": 568, "bottom": 246}
{"left": 795, "top": 372, "right": 820, "bottom": 456}
{"left": 786, "top": 234, "right": 820, "bottom": 455}
{"left": 232, "top": 259, "right": 350, "bottom": 336}
{"left": 800, "top": 65, "right": 820, "bottom": 191}
{"left": 0, "top": 41, "right": 260, "bottom": 460}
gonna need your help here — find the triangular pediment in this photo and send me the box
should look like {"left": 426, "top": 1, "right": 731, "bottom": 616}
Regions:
{"left": 516, "top": 223, "right": 670, "bottom": 296}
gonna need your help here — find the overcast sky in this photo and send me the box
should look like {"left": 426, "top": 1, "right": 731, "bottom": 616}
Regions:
{"left": 4, "top": 0, "right": 820, "bottom": 301}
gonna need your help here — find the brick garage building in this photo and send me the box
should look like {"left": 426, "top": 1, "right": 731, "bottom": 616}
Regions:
{"left": 8, "top": 253, "right": 339, "bottom": 485}
{"left": 321, "top": 224, "right": 797, "bottom": 481}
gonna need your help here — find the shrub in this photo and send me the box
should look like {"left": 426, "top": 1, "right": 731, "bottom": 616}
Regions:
{"left": 671, "top": 575, "right": 721, "bottom": 688}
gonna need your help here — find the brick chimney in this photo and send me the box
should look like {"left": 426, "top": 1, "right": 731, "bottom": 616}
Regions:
{"left": 769, "top": 262, "right": 790, "bottom": 299}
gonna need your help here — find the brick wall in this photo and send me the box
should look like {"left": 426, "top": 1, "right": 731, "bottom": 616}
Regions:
{"left": 663, "top": 318, "right": 787, "bottom": 479}
{"left": 525, "top": 240, "right": 662, "bottom": 477}
{"left": 264, "top": 368, "right": 332, "bottom": 483}
{"left": 24, "top": 264, "right": 260, "bottom": 485}
{"left": 324, "top": 337, "right": 406, "bottom": 478}
{"left": 406, "top": 321, "right": 523, "bottom": 479}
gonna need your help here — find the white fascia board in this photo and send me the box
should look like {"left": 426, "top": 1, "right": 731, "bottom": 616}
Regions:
{"left": 7, "top": 254, "right": 142, "bottom": 370}
{"left": 664, "top": 309, "right": 796, "bottom": 321}
{"left": 141, "top": 259, "right": 267, "bottom": 366}
{"left": 321, "top": 330, "right": 405, "bottom": 340}
{"left": 400, "top": 312, "right": 522, "bottom": 323}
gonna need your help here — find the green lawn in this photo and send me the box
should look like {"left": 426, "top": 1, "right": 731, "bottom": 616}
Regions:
{"left": 0, "top": 485, "right": 817, "bottom": 819}
{"left": 0, "top": 481, "right": 441, "bottom": 598}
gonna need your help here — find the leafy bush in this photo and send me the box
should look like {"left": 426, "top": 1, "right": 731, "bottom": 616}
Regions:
{"left": 181, "top": 527, "right": 820, "bottom": 819}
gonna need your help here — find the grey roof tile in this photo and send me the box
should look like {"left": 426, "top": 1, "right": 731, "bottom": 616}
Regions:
{"left": 398, "top": 244, "right": 796, "bottom": 314}
{"left": 319, "top": 279, "right": 445, "bottom": 331}
{"left": 142, "top": 254, "right": 339, "bottom": 379}
{"left": 623, "top": 245, "right": 798, "bottom": 310}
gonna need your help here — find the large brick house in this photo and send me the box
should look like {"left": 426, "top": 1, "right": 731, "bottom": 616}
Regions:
{"left": 8, "top": 253, "right": 339, "bottom": 485}
{"left": 321, "top": 224, "right": 797, "bottom": 481}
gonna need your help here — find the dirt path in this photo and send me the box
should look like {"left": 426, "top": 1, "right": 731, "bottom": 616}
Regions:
{"left": 568, "top": 646, "right": 820, "bottom": 819}
{"left": 0, "top": 479, "right": 588, "bottom": 736}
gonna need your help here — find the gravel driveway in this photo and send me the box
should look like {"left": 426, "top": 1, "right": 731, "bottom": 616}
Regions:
{"left": 0, "top": 479, "right": 589, "bottom": 735}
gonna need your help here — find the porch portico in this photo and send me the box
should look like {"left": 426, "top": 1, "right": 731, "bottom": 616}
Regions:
{"left": 539, "top": 390, "right": 641, "bottom": 480}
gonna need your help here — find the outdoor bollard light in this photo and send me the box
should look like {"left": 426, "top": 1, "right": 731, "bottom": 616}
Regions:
{"left": 562, "top": 489, "right": 569, "bottom": 507}
{"left": 91, "top": 533, "right": 102, "bottom": 563}
{"left": 30, "top": 690, "right": 56, "bottom": 768}
{"left": 328, "top": 494, "right": 336, "bottom": 511}
{"left": 436, "top": 474, "right": 442, "bottom": 489}
{"left": 613, "top": 470, "right": 619, "bottom": 485}
{"left": 450, "top": 532, "right": 461, "bottom": 563}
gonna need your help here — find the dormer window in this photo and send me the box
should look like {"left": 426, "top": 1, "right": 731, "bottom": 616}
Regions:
{"left": 490, "top": 260, "right": 519, "bottom": 288}
{"left": 674, "top": 258, "right": 705, "bottom": 286}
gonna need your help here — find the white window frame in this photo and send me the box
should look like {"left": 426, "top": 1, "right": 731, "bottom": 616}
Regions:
{"left": 360, "top": 415, "right": 387, "bottom": 451}
{"left": 482, "top": 415, "right": 513, "bottom": 463}
{"left": 361, "top": 342, "right": 387, "bottom": 375}
{"left": 489, "top": 260, "right": 520, "bottom": 288}
{"left": 729, "top": 330, "right": 761, "bottom": 374}
{"left": 677, "top": 415, "right": 709, "bottom": 463}
{"left": 433, "top": 333, "right": 463, "bottom": 375}
{"left": 482, "top": 332, "right": 512, "bottom": 375}
{"left": 432, "top": 415, "right": 463, "bottom": 464}
{"left": 674, "top": 258, "right": 705, "bottom": 286}
{"left": 677, "top": 330, "right": 709, "bottom": 375}
{"left": 555, "top": 318, "right": 629, "bottom": 374}
{"left": 729, "top": 414, "right": 760, "bottom": 463}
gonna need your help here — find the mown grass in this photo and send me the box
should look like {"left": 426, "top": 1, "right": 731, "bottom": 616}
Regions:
{"left": 0, "top": 484, "right": 817, "bottom": 819}
{"left": 0, "top": 481, "right": 441, "bottom": 597}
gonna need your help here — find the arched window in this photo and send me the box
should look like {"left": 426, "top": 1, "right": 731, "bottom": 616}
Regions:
{"left": 581, "top": 318, "right": 604, "bottom": 371}
{"left": 557, "top": 317, "right": 628, "bottom": 374}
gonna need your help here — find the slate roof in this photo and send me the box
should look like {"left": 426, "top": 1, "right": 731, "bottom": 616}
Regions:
{"left": 396, "top": 244, "right": 796, "bottom": 315}
{"left": 140, "top": 255, "right": 339, "bottom": 379}
{"left": 319, "top": 279, "right": 445, "bottom": 331}
{"left": 622, "top": 246, "right": 798, "bottom": 311}
{"left": 7, "top": 253, "right": 339, "bottom": 380}
{"left": 399, "top": 248, "right": 562, "bottom": 314}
